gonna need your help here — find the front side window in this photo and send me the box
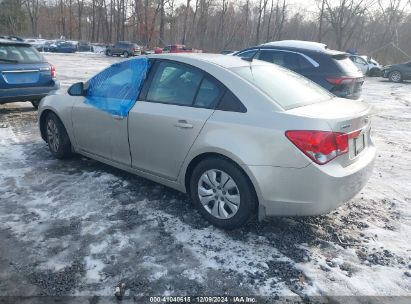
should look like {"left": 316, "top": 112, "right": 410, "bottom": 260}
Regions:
{"left": 147, "top": 61, "right": 203, "bottom": 106}
{"left": 85, "top": 58, "right": 150, "bottom": 116}
{"left": 232, "top": 64, "right": 332, "bottom": 110}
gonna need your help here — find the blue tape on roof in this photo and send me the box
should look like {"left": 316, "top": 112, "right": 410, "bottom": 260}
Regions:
{"left": 85, "top": 57, "right": 149, "bottom": 117}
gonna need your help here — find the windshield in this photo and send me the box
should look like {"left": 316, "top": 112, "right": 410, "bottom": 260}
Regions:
{"left": 232, "top": 64, "right": 332, "bottom": 110}
{"left": 0, "top": 44, "right": 44, "bottom": 63}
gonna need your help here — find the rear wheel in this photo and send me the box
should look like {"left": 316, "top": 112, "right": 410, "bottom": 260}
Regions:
{"left": 106, "top": 49, "right": 112, "bottom": 56}
{"left": 45, "top": 112, "right": 72, "bottom": 159}
{"left": 389, "top": 71, "right": 402, "bottom": 82}
{"left": 123, "top": 51, "right": 129, "bottom": 58}
{"left": 190, "top": 157, "right": 257, "bottom": 229}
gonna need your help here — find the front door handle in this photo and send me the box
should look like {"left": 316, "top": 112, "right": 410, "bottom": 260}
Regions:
{"left": 112, "top": 114, "right": 125, "bottom": 120}
{"left": 174, "top": 120, "right": 193, "bottom": 129}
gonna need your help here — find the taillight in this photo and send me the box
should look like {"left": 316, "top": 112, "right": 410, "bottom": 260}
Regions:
{"left": 285, "top": 130, "right": 348, "bottom": 165}
{"left": 50, "top": 64, "right": 56, "bottom": 78}
{"left": 326, "top": 76, "right": 354, "bottom": 85}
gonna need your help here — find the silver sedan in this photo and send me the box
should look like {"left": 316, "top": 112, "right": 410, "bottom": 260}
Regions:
{"left": 38, "top": 54, "right": 376, "bottom": 229}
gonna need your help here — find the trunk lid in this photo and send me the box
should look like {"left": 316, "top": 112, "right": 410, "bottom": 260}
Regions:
{"left": 0, "top": 62, "right": 52, "bottom": 88}
{"left": 287, "top": 98, "right": 372, "bottom": 166}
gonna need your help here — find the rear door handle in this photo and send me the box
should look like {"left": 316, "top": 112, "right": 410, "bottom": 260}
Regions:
{"left": 174, "top": 120, "right": 193, "bottom": 129}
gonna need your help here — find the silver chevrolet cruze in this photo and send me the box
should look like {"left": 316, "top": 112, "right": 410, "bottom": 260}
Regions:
{"left": 38, "top": 54, "right": 376, "bottom": 229}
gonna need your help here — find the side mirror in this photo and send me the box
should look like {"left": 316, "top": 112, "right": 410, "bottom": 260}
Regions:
{"left": 68, "top": 82, "right": 84, "bottom": 96}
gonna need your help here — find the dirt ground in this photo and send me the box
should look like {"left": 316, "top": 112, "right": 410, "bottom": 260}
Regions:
{"left": 0, "top": 53, "right": 410, "bottom": 302}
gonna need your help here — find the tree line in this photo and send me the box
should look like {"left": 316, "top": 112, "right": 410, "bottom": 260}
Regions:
{"left": 0, "top": 0, "right": 410, "bottom": 63}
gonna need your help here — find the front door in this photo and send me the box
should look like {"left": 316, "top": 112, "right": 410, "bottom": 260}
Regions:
{"left": 128, "top": 60, "right": 224, "bottom": 180}
{"left": 72, "top": 60, "right": 141, "bottom": 165}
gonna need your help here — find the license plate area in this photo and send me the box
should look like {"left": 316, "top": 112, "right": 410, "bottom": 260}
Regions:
{"left": 349, "top": 130, "right": 367, "bottom": 159}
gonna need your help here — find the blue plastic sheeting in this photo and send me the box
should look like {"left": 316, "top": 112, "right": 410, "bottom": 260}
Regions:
{"left": 85, "top": 57, "right": 149, "bottom": 117}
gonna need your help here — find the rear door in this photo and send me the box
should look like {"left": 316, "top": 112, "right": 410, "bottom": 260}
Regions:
{"left": 0, "top": 43, "right": 52, "bottom": 90}
{"left": 128, "top": 60, "right": 223, "bottom": 180}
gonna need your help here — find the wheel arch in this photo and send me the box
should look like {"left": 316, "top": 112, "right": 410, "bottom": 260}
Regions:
{"left": 39, "top": 109, "right": 70, "bottom": 143}
{"left": 182, "top": 152, "right": 260, "bottom": 211}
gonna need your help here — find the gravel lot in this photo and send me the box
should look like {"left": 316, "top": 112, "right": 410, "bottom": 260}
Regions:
{"left": 0, "top": 53, "right": 410, "bottom": 302}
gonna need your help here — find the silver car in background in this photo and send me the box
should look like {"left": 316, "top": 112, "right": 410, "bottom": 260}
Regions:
{"left": 38, "top": 54, "right": 376, "bottom": 229}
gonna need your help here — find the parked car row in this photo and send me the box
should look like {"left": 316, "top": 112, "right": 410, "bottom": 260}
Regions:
{"left": 24, "top": 38, "right": 95, "bottom": 53}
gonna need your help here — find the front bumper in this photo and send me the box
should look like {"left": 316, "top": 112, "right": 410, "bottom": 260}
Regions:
{"left": 0, "top": 81, "right": 60, "bottom": 103}
{"left": 246, "top": 145, "right": 376, "bottom": 217}
{"left": 381, "top": 70, "right": 390, "bottom": 78}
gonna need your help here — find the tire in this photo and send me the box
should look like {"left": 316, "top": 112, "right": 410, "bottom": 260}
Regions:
{"left": 45, "top": 112, "right": 72, "bottom": 159}
{"left": 31, "top": 100, "right": 40, "bottom": 109}
{"left": 123, "top": 51, "right": 129, "bottom": 58}
{"left": 389, "top": 70, "right": 402, "bottom": 83}
{"left": 106, "top": 50, "right": 112, "bottom": 56}
{"left": 190, "top": 157, "right": 257, "bottom": 229}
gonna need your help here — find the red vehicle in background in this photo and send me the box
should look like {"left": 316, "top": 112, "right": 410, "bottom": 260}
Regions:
{"left": 154, "top": 44, "right": 202, "bottom": 54}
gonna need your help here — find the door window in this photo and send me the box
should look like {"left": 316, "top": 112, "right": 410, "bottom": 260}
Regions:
{"left": 257, "top": 50, "right": 300, "bottom": 70}
{"left": 194, "top": 77, "right": 224, "bottom": 108}
{"left": 85, "top": 58, "right": 150, "bottom": 116}
{"left": 147, "top": 61, "right": 203, "bottom": 106}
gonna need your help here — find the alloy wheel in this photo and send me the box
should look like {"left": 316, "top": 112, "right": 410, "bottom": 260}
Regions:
{"left": 47, "top": 119, "right": 60, "bottom": 153}
{"left": 390, "top": 71, "right": 401, "bottom": 82}
{"left": 197, "top": 169, "right": 241, "bottom": 219}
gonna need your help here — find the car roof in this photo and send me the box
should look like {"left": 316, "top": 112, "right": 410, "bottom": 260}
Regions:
{"left": 260, "top": 40, "right": 328, "bottom": 51}
{"left": 147, "top": 53, "right": 269, "bottom": 69}
{"left": 0, "top": 38, "right": 31, "bottom": 46}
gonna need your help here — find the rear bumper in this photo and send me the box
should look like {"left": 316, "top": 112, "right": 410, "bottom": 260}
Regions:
{"left": 0, "top": 81, "right": 60, "bottom": 103}
{"left": 246, "top": 145, "right": 376, "bottom": 217}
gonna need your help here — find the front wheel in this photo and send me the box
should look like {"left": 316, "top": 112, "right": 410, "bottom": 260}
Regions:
{"left": 106, "top": 50, "right": 112, "bottom": 56}
{"left": 31, "top": 100, "right": 40, "bottom": 109}
{"left": 190, "top": 157, "right": 257, "bottom": 229}
{"left": 122, "top": 51, "right": 129, "bottom": 58}
{"left": 389, "top": 71, "right": 402, "bottom": 82}
{"left": 45, "top": 112, "right": 72, "bottom": 159}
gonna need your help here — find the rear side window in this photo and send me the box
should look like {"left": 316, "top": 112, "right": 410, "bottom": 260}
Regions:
{"left": 232, "top": 65, "right": 331, "bottom": 110}
{"left": 0, "top": 44, "right": 44, "bottom": 63}
{"left": 334, "top": 55, "right": 360, "bottom": 74}
{"left": 217, "top": 90, "right": 247, "bottom": 113}
{"left": 194, "top": 77, "right": 224, "bottom": 108}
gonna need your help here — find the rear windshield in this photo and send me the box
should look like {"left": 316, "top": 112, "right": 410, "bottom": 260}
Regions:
{"left": 0, "top": 44, "right": 44, "bottom": 63}
{"left": 232, "top": 65, "right": 332, "bottom": 110}
{"left": 334, "top": 55, "right": 360, "bottom": 74}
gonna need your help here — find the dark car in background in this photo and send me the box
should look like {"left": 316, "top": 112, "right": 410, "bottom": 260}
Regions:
{"left": 381, "top": 60, "right": 411, "bottom": 82}
{"left": 105, "top": 41, "right": 141, "bottom": 57}
{"left": 54, "top": 41, "right": 77, "bottom": 53}
{"left": 0, "top": 39, "right": 59, "bottom": 108}
{"left": 233, "top": 40, "right": 364, "bottom": 99}
{"left": 77, "top": 41, "right": 94, "bottom": 52}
